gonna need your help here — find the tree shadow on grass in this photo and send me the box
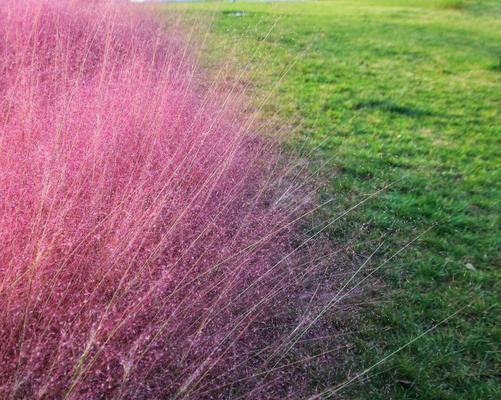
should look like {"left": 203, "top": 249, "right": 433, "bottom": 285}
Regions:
{"left": 353, "top": 100, "right": 437, "bottom": 118}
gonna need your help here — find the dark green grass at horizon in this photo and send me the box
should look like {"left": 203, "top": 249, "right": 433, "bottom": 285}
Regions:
{"left": 162, "top": 1, "right": 500, "bottom": 398}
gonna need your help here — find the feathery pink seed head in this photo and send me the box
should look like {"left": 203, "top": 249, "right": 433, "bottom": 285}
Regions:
{"left": 0, "top": 1, "right": 324, "bottom": 398}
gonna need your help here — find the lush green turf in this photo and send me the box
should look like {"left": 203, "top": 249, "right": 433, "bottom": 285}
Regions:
{"left": 162, "top": 1, "right": 500, "bottom": 398}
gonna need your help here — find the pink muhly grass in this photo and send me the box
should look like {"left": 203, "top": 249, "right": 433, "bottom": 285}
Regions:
{"left": 0, "top": 1, "right": 328, "bottom": 398}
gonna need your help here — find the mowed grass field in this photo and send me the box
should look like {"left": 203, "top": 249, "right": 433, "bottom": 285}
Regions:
{"left": 161, "top": 1, "right": 500, "bottom": 398}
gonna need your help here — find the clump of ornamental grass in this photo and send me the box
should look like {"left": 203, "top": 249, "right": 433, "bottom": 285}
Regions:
{"left": 0, "top": 1, "right": 337, "bottom": 398}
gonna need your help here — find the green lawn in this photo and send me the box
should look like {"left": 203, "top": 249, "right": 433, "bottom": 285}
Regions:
{"left": 162, "top": 1, "right": 500, "bottom": 398}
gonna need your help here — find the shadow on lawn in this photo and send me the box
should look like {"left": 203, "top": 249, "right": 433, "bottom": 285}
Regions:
{"left": 353, "top": 99, "right": 437, "bottom": 118}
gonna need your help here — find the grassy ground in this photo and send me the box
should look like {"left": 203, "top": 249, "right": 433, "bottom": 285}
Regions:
{"left": 161, "top": 1, "right": 500, "bottom": 398}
